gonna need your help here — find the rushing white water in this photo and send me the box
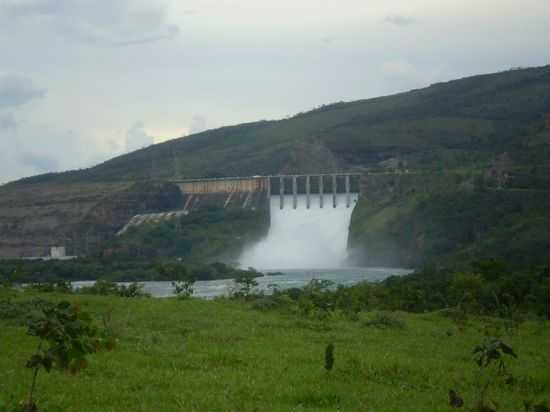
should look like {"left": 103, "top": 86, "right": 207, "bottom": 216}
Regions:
{"left": 239, "top": 193, "right": 359, "bottom": 270}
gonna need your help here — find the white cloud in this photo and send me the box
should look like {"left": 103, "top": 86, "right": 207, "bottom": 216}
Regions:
{"left": 0, "top": 0, "right": 179, "bottom": 46}
{"left": 379, "top": 60, "right": 448, "bottom": 93}
{"left": 0, "top": 112, "right": 17, "bottom": 130}
{"left": 0, "top": 74, "right": 46, "bottom": 109}
{"left": 1, "top": 0, "right": 550, "bottom": 183}
{"left": 189, "top": 114, "right": 207, "bottom": 135}
{"left": 384, "top": 15, "right": 416, "bottom": 27}
{"left": 125, "top": 121, "right": 154, "bottom": 152}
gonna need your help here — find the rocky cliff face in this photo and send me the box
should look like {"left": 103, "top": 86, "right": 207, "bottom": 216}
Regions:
{"left": 0, "top": 181, "right": 182, "bottom": 257}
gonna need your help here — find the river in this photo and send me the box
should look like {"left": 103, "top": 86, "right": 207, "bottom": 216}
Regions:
{"left": 73, "top": 267, "right": 411, "bottom": 298}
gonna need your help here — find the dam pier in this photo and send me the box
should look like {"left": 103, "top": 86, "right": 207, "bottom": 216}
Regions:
{"left": 269, "top": 174, "right": 358, "bottom": 210}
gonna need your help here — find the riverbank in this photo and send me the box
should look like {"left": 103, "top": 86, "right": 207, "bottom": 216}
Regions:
{"left": 72, "top": 267, "right": 411, "bottom": 298}
{"left": 1, "top": 290, "right": 549, "bottom": 411}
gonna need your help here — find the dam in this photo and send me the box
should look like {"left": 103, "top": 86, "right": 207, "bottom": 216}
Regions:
{"left": 175, "top": 174, "right": 360, "bottom": 208}
{"left": 119, "top": 174, "right": 361, "bottom": 269}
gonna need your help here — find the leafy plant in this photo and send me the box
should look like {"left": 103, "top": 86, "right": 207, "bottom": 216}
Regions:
{"left": 233, "top": 273, "right": 259, "bottom": 298}
{"left": 295, "top": 279, "right": 336, "bottom": 320}
{"left": 27, "top": 281, "right": 73, "bottom": 294}
{"left": 448, "top": 389, "right": 464, "bottom": 408}
{"left": 1, "top": 267, "right": 22, "bottom": 289}
{"left": 0, "top": 298, "right": 52, "bottom": 326}
{"left": 78, "top": 280, "right": 148, "bottom": 298}
{"left": 77, "top": 280, "right": 120, "bottom": 296}
{"left": 161, "top": 264, "right": 196, "bottom": 299}
{"left": 20, "top": 301, "right": 115, "bottom": 411}
{"left": 364, "top": 312, "right": 405, "bottom": 329}
{"left": 473, "top": 338, "right": 517, "bottom": 373}
{"left": 117, "top": 283, "right": 149, "bottom": 298}
{"left": 523, "top": 401, "right": 550, "bottom": 412}
{"left": 471, "top": 338, "right": 518, "bottom": 412}
{"left": 172, "top": 279, "right": 195, "bottom": 298}
{"left": 324, "top": 343, "right": 335, "bottom": 373}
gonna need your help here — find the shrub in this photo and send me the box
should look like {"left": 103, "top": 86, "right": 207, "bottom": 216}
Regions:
{"left": 472, "top": 338, "right": 517, "bottom": 412}
{"left": 324, "top": 343, "right": 335, "bottom": 372}
{"left": 26, "top": 281, "right": 73, "bottom": 294}
{"left": 117, "top": 282, "right": 149, "bottom": 298}
{"left": 20, "top": 301, "right": 115, "bottom": 411}
{"left": 364, "top": 312, "right": 405, "bottom": 329}
{"left": 251, "top": 297, "right": 280, "bottom": 311}
{"left": 171, "top": 279, "right": 195, "bottom": 298}
{"left": 233, "top": 273, "right": 259, "bottom": 298}
{"left": 78, "top": 280, "right": 149, "bottom": 298}
{"left": 78, "top": 280, "right": 119, "bottom": 296}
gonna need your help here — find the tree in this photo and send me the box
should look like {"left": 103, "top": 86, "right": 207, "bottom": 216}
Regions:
{"left": 21, "top": 301, "right": 115, "bottom": 411}
{"left": 158, "top": 263, "right": 196, "bottom": 298}
{"left": 233, "top": 273, "right": 259, "bottom": 298}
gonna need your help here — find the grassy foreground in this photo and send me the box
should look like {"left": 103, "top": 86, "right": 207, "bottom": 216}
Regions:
{"left": 1, "top": 292, "right": 549, "bottom": 412}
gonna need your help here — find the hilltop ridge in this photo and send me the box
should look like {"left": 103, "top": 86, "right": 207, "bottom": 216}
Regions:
{"left": 10, "top": 64, "right": 550, "bottom": 185}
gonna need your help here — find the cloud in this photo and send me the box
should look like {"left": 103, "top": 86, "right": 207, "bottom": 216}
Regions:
{"left": 0, "top": 0, "right": 179, "bottom": 47}
{"left": 381, "top": 60, "right": 420, "bottom": 77}
{"left": 18, "top": 151, "right": 59, "bottom": 173}
{"left": 384, "top": 15, "right": 416, "bottom": 27}
{"left": 0, "top": 74, "right": 46, "bottom": 109}
{"left": 380, "top": 60, "right": 448, "bottom": 93}
{"left": 189, "top": 114, "right": 207, "bottom": 134}
{"left": 321, "top": 36, "right": 333, "bottom": 46}
{"left": 125, "top": 121, "right": 154, "bottom": 152}
{"left": 0, "top": 122, "right": 118, "bottom": 184}
{"left": 0, "top": 112, "right": 17, "bottom": 130}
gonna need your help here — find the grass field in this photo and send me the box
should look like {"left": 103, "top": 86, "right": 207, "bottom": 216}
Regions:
{"left": 1, "top": 291, "right": 549, "bottom": 412}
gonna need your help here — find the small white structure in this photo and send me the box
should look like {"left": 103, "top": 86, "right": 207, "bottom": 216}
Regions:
{"left": 50, "top": 246, "right": 66, "bottom": 259}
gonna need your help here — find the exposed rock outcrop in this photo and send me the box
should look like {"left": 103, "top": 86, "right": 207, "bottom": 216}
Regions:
{"left": 0, "top": 181, "right": 182, "bottom": 257}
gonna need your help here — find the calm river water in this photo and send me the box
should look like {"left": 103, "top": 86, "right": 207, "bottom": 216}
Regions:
{"left": 73, "top": 267, "right": 411, "bottom": 299}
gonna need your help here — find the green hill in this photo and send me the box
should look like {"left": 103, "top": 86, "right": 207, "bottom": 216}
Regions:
{"left": 2, "top": 65, "right": 550, "bottom": 267}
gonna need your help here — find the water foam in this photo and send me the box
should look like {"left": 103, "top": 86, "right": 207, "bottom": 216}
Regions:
{"left": 239, "top": 193, "right": 358, "bottom": 270}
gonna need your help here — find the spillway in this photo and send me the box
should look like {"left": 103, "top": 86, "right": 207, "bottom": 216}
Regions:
{"left": 239, "top": 193, "right": 359, "bottom": 270}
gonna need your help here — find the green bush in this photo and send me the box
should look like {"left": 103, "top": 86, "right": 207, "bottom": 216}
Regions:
{"left": 20, "top": 301, "right": 115, "bottom": 411}
{"left": 363, "top": 312, "right": 405, "bottom": 329}
{"left": 78, "top": 280, "right": 149, "bottom": 298}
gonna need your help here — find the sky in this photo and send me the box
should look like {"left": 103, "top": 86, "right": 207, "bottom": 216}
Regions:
{"left": 1, "top": 0, "right": 550, "bottom": 184}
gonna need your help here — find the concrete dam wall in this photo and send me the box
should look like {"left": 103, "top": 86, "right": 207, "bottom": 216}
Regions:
{"left": 119, "top": 174, "right": 361, "bottom": 269}
{"left": 118, "top": 174, "right": 361, "bottom": 252}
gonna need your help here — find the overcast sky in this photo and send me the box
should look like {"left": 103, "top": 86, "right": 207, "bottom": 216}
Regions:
{"left": 1, "top": 0, "right": 549, "bottom": 184}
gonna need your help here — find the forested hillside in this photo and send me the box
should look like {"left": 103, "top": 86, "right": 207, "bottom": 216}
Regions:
{"left": 2, "top": 65, "right": 550, "bottom": 267}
